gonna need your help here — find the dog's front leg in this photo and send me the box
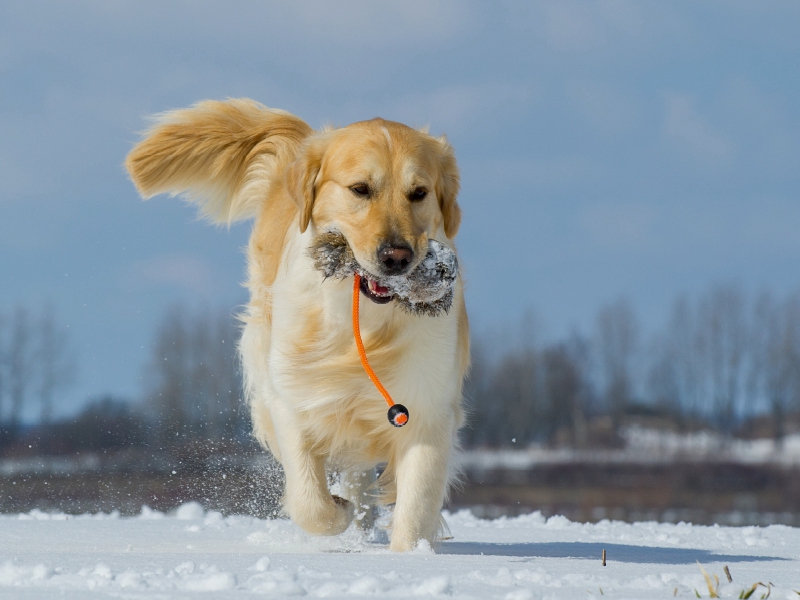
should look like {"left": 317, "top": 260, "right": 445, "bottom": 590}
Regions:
{"left": 390, "top": 423, "right": 456, "bottom": 552}
{"left": 272, "top": 408, "right": 353, "bottom": 535}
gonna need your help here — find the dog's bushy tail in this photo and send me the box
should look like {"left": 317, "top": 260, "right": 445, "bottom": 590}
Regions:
{"left": 125, "top": 98, "right": 312, "bottom": 224}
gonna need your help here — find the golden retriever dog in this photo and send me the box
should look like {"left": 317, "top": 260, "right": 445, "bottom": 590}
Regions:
{"left": 126, "top": 99, "right": 469, "bottom": 551}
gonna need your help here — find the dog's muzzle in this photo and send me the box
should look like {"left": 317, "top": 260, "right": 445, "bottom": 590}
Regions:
{"left": 308, "top": 231, "right": 458, "bottom": 317}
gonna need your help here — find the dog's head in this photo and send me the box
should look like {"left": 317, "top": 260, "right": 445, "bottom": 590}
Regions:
{"left": 287, "top": 118, "right": 460, "bottom": 303}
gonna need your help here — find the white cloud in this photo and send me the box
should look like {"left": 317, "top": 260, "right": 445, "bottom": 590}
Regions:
{"left": 715, "top": 78, "right": 800, "bottom": 175}
{"left": 568, "top": 80, "right": 640, "bottom": 136}
{"left": 580, "top": 202, "right": 657, "bottom": 249}
{"left": 543, "top": 0, "right": 643, "bottom": 52}
{"left": 379, "top": 82, "right": 537, "bottom": 136}
{"left": 743, "top": 197, "right": 800, "bottom": 253}
{"left": 664, "top": 93, "right": 733, "bottom": 161}
{"left": 125, "top": 254, "right": 215, "bottom": 295}
{"left": 471, "top": 155, "right": 598, "bottom": 191}
{"left": 287, "top": 0, "right": 471, "bottom": 47}
{"left": 0, "top": 147, "right": 34, "bottom": 201}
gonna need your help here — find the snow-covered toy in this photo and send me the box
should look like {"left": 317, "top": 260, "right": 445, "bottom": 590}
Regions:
{"left": 309, "top": 232, "right": 458, "bottom": 317}
{"left": 309, "top": 232, "right": 459, "bottom": 427}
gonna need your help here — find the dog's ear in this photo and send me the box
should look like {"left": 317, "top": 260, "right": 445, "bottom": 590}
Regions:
{"left": 435, "top": 135, "right": 462, "bottom": 239}
{"left": 286, "top": 135, "right": 327, "bottom": 233}
{"left": 125, "top": 99, "right": 311, "bottom": 224}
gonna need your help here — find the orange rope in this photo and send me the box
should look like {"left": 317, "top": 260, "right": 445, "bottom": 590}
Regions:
{"left": 352, "top": 273, "right": 395, "bottom": 408}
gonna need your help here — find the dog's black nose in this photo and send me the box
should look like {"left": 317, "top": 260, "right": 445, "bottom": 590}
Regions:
{"left": 378, "top": 245, "right": 413, "bottom": 275}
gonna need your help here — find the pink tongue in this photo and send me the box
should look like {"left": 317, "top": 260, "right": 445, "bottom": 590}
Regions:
{"left": 372, "top": 280, "right": 390, "bottom": 295}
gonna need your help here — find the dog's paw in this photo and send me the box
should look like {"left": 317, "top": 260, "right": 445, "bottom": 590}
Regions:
{"left": 389, "top": 519, "right": 442, "bottom": 552}
{"left": 389, "top": 535, "right": 419, "bottom": 553}
{"left": 331, "top": 494, "right": 349, "bottom": 507}
{"left": 288, "top": 495, "right": 353, "bottom": 536}
{"left": 326, "top": 495, "right": 354, "bottom": 534}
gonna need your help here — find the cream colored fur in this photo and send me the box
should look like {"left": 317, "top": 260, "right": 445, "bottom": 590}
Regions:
{"left": 126, "top": 99, "right": 469, "bottom": 552}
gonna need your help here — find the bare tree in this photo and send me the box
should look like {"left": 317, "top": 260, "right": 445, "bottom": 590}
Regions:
{"left": 697, "top": 285, "right": 748, "bottom": 437}
{"left": 492, "top": 347, "right": 540, "bottom": 446}
{"left": 0, "top": 313, "right": 6, "bottom": 425}
{"left": 647, "top": 332, "right": 679, "bottom": 417}
{"left": 463, "top": 327, "right": 594, "bottom": 449}
{"left": 188, "top": 309, "right": 241, "bottom": 437}
{"left": 461, "top": 312, "right": 542, "bottom": 448}
{"left": 595, "top": 298, "right": 639, "bottom": 432}
{"left": 787, "top": 293, "right": 800, "bottom": 428}
{"left": 461, "top": 336, "right": 496, "bottom": 447}
{"left": 9, "top": 308, "right": 34, "bottom": 436}
{"left": 750, "top": 292, "right": 800, "bottom": 446}
{"left": 542, "top": 341, "right": 586, "bottom": 446}
{"left": 37, "top": 304, "right": 74, "bottom": 424}
{"left": 647, "top": 296, "right": 705, "bottom": 427}
{"left": 144, "top": 305, "right": 244, "bottom": 444}
{"left": 564, "top": 333, "right": 593, "bottom": 447}
{"left": 211, "top": 312, "right": 243, "bottom": 436}
{"left": 146, "top": 306, "right": 191, "bottom": 440}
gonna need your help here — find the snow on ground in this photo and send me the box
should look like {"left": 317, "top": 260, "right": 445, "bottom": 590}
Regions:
{"left": 1, "top": 503, "right": 799, "bottom": 599}
{"left": 461, "top": 431, "right": 800, "bottom": 471}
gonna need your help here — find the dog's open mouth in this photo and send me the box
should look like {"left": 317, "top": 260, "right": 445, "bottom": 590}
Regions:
{"left": 360, "top": 275, "right": 394, "bottom": 304}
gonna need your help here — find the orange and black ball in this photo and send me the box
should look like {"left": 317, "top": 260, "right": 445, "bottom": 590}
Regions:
{"left": 387, "top": 404, "right": 409, "bottom": 427}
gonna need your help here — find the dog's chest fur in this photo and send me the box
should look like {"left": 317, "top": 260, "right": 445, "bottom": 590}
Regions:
{"left": 259, "top": 231, "right": 462, "bottom": 459}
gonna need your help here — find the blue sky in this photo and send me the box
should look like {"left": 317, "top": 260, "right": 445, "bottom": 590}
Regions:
{"left": 1, "top": 1, "right": 799, "bottom": 418}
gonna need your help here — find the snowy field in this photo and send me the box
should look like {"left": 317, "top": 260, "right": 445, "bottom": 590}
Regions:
{"left": 461, "top": 431, "right": 800, "bottom": 471}
{"left": 1, "top": 504, "right": 799, "bottom": 599}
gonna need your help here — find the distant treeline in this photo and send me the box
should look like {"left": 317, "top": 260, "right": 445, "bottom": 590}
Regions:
{"left": 142, "top": 305, "right": 248, "bottom": 445}
{"left": 0, "top": 305, "right": 73, "bottom": 438}
{"left": 0, "top": 304, "right": 249, "bottom": 456}
{"left": 3, "top": 283, "right": 800, "bottom": 457}
{"left": 464, "top": 285, "right": 800, "bottom": 448}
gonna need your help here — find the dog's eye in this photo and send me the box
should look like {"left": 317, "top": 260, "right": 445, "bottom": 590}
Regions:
{"left": 408, "top": 187, "right": 428, "bottom": 202}
{"left": 349, "top": 183, "right": 370, "bottom": 197}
